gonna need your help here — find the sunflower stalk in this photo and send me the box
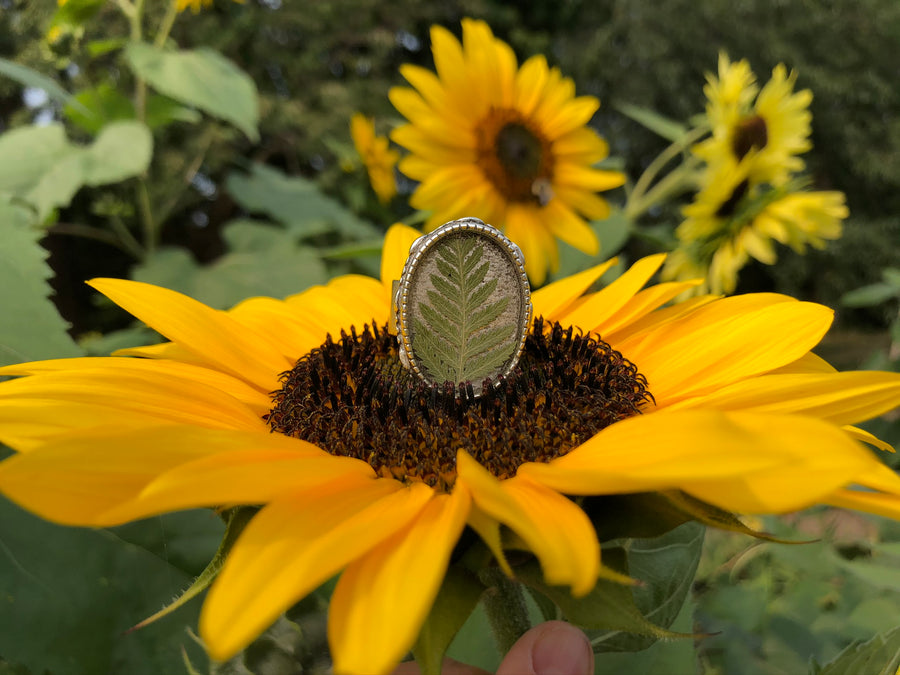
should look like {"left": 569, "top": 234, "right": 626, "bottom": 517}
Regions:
{"left": 624, "top": 126, "right": 707, "bottom": 221}
{"left": 479, "top": 569, "right": 533, "bottom": 655}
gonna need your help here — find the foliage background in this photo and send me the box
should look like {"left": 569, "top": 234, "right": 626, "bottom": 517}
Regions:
{"left": 1, "top": 0, "right": 900, "bottom": 673}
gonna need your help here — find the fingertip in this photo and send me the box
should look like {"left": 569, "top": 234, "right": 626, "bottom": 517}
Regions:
{"left": 497, "top": 621, "right": 593, "bottom": 675}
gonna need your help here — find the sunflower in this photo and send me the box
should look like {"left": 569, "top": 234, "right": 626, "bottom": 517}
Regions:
{"left": 350, "top": 113, "right": 399, "bottom": 204}
{"left": 389, "top": 19, "right": 625, "bottom": 285}
{"left": 693, "top": 53, "right": 812, "bottom": 187}
{"left": 2, "top": 223, "right": 900, "bottom": 674}
{"left": 662, "top": 159, "right": 847, "bottom": 295}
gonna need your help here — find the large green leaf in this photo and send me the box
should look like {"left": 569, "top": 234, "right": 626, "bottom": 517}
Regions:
{"left": 0, "top": 498, "right": 221, "bottom": 675}
{"left": 813, "top": 625, "right": 900, "bottom": 675}
{"left": 132, "top": 220, "right": 327, "bottom": 309}
{"left": 0, "top": 121, "right": 153, "bottom": 221}
{"left": 593, "top": 521, "right": 704, "bottom": 652}
{"left": 125, "top": 43, "right": 259, "bottom": 142}
{"left": 225, "top": 163, "right": 379, "bottom": 239}
{"left": 0, "top": 201, "right": 80, "bottom": 366}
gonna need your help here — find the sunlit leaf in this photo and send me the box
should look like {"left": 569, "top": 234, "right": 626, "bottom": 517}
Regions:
{"left": 0, "top": 200, "right": 80, "bottom": 366}
{"left": 225, "top": 163, "right": 379, "bottom": 238}
{"left": 814, "top": 624, "right": 900, "bottom": 675}
{"left": 614, "top": 101, "right": 689, "bottom": 142}
{"left": 125, "top": 43, "right": 259, "bottom": 141}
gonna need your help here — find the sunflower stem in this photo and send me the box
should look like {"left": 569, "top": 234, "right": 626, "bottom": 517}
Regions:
{"left": 480, "top": 570, "right": 532, "bottom": 655}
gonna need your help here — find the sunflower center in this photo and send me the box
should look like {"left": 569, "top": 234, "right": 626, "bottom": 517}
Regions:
{"left": 266, "top": 318, "right": 651, "bottom": 491}
{"left": 731, "top": 114, "right": 768, "bottom": 160}
{"left": 715, "top": 179, "right": 750, "bottom": 218}
{"left": 476, "top": 109, "right": 554, "bottom": 204}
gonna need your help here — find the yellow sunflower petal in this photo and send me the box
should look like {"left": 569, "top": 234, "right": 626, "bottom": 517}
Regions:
{"left": 543, "top": 200, "right": 599, "bottom": 255}
{"left": 88, "top": 279, "right": 291, "bottom": 390}
{"left": 844, "top": 425, "right": 895, "bottom": 453}
{"left": 0, "top": 367, "right": 266, "bottom": 450}
{"left": 457, "top": 451, "right": 599, "bottom": 594}
{"left": 827, "top": 489, "right": 900, "bottom": 521}
{"left": 603, "top": 294, "right": 719, "bottom": 345}
{"left": 200, "top": 478, "right": 434, "bottom": 662}
{"left": 381, "top": 224, "right": 422, "bottom": 295}
{"left": 616, "top": 295, "right": 833, "bottom": 405}
{"left": 519, "top": 410, "right": 876, "bottom": 514}
{"left": 136, "top": 445, "right": 375, "bottom": 514}
{"left": 596, "top": 280, "right": 704, "bottom": 338}
{"left": 531, "top": 259, "right": 617, "bottom": 321}
{"left": 329, "top": 485, "right": 471, "bottom": 675}
{"left": 562, "top": 254, "right": 667, "bottom": 332}
{"left": 665, "top": 371, "right": 900, "bottom": 425}
{"left": 0, "top": 426, "right": 273, "bottom": 526}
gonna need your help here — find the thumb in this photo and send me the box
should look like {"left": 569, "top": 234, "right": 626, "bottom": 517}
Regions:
{"left": 496, "top": 621, "right": 594, "bottom": 675}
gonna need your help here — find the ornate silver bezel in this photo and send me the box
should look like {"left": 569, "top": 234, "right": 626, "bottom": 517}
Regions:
{"left": 392, "top": 217, "right": 532, "bottom": 394}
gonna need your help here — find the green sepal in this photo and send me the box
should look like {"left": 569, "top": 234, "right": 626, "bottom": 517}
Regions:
{"left": 129, "top": 506, "right": 257, "bottom": 631}
{"left": 516, "top": 558, "right": 690, "bottom": 641}
{"left": 662, "top": 490, "right": 811, "bottom": 544}
{"left": 412, "top": 566, "right": 487, "bottom": 675}
{"left": 811, "top": 624, "right": 900, "bottom": 675}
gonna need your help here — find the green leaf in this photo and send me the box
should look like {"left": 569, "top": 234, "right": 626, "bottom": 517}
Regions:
{"left": 614, "top": 101, "right": 689, "bottom": 142}
{"left": 144, "top": 94, "right": 203, "bottom": 130}
{"left": 412, "top": 236, "right": 516, "bottom": 384}
{"left": 0, "top": 498, "right": 220, "bottom": 675}
{"left": 86, "top": 38, "right": 128, "bottom": 58}
{"left": 593, "top": 522, "right": 704, "bottom": 652}
{"left": 841, "top": 282, "right": 899, "bottom": 308}
{"left": 0, "top": 200, "right": 80, "bottom": 366}
{"left": 0, "top": 58, "right": 89, "bottom": 116}
{"left": 0, "top": 124, "right": 75, "bottom": 197}
{"left": 81, "top": 121, "right": 153, "bottom": 185}
{"left": 131, "top": 507, "right": 255, "bottom": 631}
{"left": 225, "top": 163, "right": 379, "bottom": 238}
{"left": 132, "top": 220, "right": 327, "bottom": 309}
{"left": 125, "top": 43, "right": 259, "bottom": 141}
{"left": 517, "top": 558, "right": 690, "bottom": 648}
{"left": 0, "top": 121, "right": 153, "bottom": 221}
{"left": 815, "top": 625, "right": 900, "bottom": 675}
{"left": 64, "top": 84, "right": 135, "bottom": 135}
{"left": 413, "top": 567, "right": 486, "bottom": 675}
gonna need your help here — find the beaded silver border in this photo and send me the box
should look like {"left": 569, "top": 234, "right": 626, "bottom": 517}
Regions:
{"left": 393, "top": 217, "right": 533, "bottom": 392}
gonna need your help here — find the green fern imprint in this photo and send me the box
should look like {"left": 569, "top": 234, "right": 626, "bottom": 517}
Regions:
{"left": 412, "top": 236, "right": 516, "bottom": 385}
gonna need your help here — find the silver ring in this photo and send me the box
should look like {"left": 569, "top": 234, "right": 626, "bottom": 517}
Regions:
{"left": 393, "top": 217, "right": 532, "bottom": 396}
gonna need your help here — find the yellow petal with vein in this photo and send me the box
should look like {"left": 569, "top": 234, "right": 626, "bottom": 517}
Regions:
{"left": 0, "top": 357, "right": 270, "bottom": 414}
{"left": 561, "top": 254, "right": 666, "bottom": 332}
{"left": 618, "top": 296, "right": 833, "bottom": 406}
{"left": 201, "top": 478, "right": 433, "bottom": 662}
{"left": 137, "top": 445, "right": 373, "bottom": 513}
{"left": 457, "top": 451, "right": 599, "bottom": 594}
{"left": 0, "top": 426, "right": 276, "bottom": 526}
{"left": 0, "top": 367, "right": 266, "bottom": 451}
{"left": 665, "top": 371, "right": 900, "bottom": 425}
{"left": 89, "top": 279, "right": 290, "bottom": 390}
{"left": 329, "top": 485, "right": 471, "bottom": 675}
{"left": 532, "top": 260, "right": 617, "bottom": 320}
{"left": 518, "top": 410, "right": 876, "bottom": 514}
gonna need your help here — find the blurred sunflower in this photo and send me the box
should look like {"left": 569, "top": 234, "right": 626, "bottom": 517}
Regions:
{"left": 663, "top": 161, "right": 847, "bottom": 295}
{"left": 694, "top": 53, "right": 812, "bottom": 187}
{"left": 349, "top": 113, "right": 399, "bottom": 204}
{"left": 2, "top": 224, "right": 899, "bottom": 675}
{"left": 390, "top": 19, "right": 625, "bottom": 284}
{"left": 664, "top": 54, "right": 841, "bottom": 295}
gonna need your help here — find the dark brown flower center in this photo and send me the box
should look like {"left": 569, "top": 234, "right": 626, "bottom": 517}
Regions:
{"left": 266, "top": 318, "right": 652, "bottom": 491}
{"left": 731, "top": 114, "right": 768, "bottom": 160}
{"left": 715, "top": 179, "right": 750, "bottom": 218}
{"left": 476, "top": 110, "right": 554, "bottom": 205}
